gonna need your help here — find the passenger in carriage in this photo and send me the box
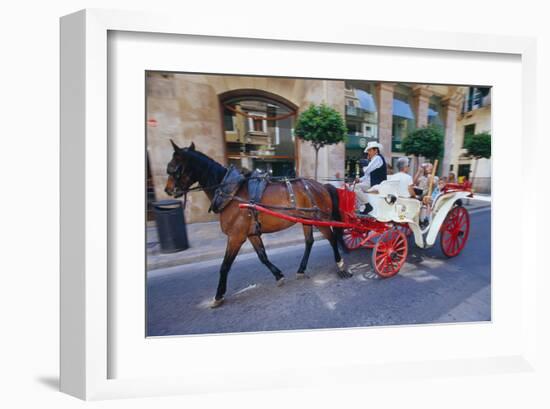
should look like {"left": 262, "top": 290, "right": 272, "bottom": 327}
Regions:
{"left": 414, "top": 162, "right": 439, "bottom": 203}
{"left": 388, "top": 157, "right": 416, "bottom": 198}
{"left": 431, "top": 177, "right": 447, "bottom": 202}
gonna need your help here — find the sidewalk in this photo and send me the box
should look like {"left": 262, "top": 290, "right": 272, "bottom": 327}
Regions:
{"left": 147, "top": 222, "right": 325, "bottom": 271}
{"left": 147, "top": 197, "right": 491, "bottom": 271}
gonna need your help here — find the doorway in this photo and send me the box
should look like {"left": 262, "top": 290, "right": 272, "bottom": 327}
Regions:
{"left": 458, "top": 164, "right": 471, "bottom": 182}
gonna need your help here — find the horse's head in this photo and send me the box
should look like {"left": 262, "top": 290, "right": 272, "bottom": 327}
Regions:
{"left": 164, "top": 140, "right": 198, "bottom": 198}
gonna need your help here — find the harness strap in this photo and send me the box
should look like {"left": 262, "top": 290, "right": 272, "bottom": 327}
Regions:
{"left": 301, "top": 179, "right": 320, "bottom": 217}
{"left": 285, "top": 178, "right": 296, "bottom": 209}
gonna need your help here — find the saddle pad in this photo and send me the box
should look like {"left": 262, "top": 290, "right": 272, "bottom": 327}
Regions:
{"left": 210, "top": 165, "right": 245, "bottom": 213}
{"left": 248, "top": 169, "right": 268, "bottom": 204}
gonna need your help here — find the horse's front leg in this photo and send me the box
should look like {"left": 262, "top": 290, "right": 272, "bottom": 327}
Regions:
{"left": 211, "top": 234, "right": 246, "bottom": 308}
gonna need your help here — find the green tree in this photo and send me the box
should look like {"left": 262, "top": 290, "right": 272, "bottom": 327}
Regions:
{"left": 294, "top": 103, "right": 347, "bottom": 180}
{"left": 464, "top": 131, "right": 491, "bottom": 159}
{"left": 401, "top": 125, "right": 445, "bottom": 162}
{"left": 464, "top": 131, "right": 491, "bottom": 189}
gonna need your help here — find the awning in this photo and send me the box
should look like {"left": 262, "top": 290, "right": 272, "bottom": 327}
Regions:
{"left": 356, "top": 89, "right": 377, "bottom": 112}
{"left": 392, "top": 99, "right": 414, "bottom": 120}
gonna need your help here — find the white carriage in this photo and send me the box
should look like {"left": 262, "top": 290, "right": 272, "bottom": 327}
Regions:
{"left": 341, "top": 179, "right": 473, "bottom": 277}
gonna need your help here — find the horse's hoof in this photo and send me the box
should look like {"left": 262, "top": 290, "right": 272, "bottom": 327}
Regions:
{"left": 210, "top": 297, "right": 225, "bottom": 308}
{"left": 296, "top": 273, "right": 310, "bottom": 280}
{"left": 276, "top": 277, "right": 285, "bottom": 287}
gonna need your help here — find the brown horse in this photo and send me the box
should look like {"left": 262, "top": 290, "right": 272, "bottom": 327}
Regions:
{"left": 164, "top": 141, "right": 352, "bottom": 307}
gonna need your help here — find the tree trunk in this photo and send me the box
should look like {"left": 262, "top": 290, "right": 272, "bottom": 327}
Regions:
{"left": 471, "top": 157, "right": 479, "bottom": 192}
{"left": 314, "top": 147, "right": 319, "bottom": 181}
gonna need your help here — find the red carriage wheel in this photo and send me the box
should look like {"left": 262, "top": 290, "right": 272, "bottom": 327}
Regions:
{"left": 372, "top": 229, "right": 408, "bottom": 278}
{"left": 343, "top": 228, "right": 367, "bottom": 250}
{"left": 440, "top": 205, "right": 470, "bottom": 257}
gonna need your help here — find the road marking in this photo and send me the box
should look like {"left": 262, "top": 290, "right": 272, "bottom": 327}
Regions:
{"left": 325, "top": 301, "right": 337, "bottom": 310}
{"left": 313, "top": 275, "right": 335, "bottom": 286}
{"left": 233, "top": 284, "right": 258, "bottom": 296}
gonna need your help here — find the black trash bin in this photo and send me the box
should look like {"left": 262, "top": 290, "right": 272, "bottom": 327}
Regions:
{"left": 152, "top": 200, "right": 189, "bottom": 253}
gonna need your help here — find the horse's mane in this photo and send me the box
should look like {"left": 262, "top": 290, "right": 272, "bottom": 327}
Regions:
{"left": 183, "top": 148, "right": 227, "bottom": 187}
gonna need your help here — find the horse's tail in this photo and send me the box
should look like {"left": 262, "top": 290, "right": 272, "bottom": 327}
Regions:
{"left": 323, "top": 183, "right": 349, "bottom": 254}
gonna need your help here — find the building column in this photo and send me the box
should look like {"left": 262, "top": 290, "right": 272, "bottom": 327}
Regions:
{"left": 412, "top": 86, "right": 432, "bottom": 128}
{"left": 441, "top": 97, "right": 460, "bottom": 177}
{"left": 297, "top": 80, "right": 345, "bottom": 180}
{"left": 375, "top": 83, "right": 394, "bottom": 161}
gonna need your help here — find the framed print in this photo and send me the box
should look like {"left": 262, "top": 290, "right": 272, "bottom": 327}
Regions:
{"left": 60, "top": 9, "right": 539, "bottom": 400}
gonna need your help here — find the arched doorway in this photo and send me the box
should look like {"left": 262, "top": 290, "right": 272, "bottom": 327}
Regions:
{"left": 219, "top": 89, "right": 298, "bottom": 177}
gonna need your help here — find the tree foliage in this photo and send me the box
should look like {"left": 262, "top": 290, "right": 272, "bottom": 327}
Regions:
{"left": 401, "top": 125, "right": 444, "bottom": 161}
{"left": 294, "top": 104, "right": 347, "bottom": 151}
{"left": 465, "top": 131, "right": 491, "bottom": 159}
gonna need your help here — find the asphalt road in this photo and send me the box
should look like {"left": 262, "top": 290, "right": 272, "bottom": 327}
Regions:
{"left": 147, "top": 207, "right": 491, "bottom": 337}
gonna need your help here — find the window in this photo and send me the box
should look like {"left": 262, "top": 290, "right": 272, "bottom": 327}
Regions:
{"left": 463, "top": 87, "right": 490, "bottom": 112}
{"left": 221, "top": 97, "right": 297, "bottom": 177}
{"left": 463, "top": 124, "right": 476, "bottom": 148}
{"left": 223, "top": 108, "right": 235, "bottom": 131}
{"left": 392, "top": 88, "right": 415, "bottom": 152}
{"left": 251, "top": 117, "right": 265, "bottom": 132}
{"left": 428, "top": 96, "right": 444, "bottom": 128}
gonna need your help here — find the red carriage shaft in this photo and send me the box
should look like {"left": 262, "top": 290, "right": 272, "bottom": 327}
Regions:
{"left": 238, "top": 203, "right": 387, "bottom": 232}
{"left": 239, "top": 203, "right": 355, "bottom": 228}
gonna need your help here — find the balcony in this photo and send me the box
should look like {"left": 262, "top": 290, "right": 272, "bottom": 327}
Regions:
{"left": 463, "top": 89, "right": 491, "bottom": 113}
{"left": 345, "top": 105, "right": 365, "bottom": 118}
{"left": 245, "top": 130, "right": 269, "bottom": 145}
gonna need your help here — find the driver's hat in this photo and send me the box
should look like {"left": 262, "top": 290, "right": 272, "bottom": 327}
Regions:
{"left": 364, "top": 141, "right": 383, "bottom": 153}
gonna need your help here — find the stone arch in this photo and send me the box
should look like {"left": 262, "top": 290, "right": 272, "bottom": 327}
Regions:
{"left": 218, "top": 88, "right": 299, "bottom": 112}
{"left": 218, "top": 88, "right": 300, "bottom": 176}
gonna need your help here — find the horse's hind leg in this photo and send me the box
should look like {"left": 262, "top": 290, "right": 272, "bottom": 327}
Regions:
{"left": 318, "top": 226, "right": 353, "bottom": 278}
{"left": 296, "top": 225, "right": 314, "bottom": 279}
{"left": 248, "top": 235, "right": 285, "bottom": 285}
{"left": 212, "top": 234, "right": 246, "bottom": 308}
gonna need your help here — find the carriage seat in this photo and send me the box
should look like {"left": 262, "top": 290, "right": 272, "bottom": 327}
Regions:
{"left": 366, "top": 179, "right": 420, "bottom": 223}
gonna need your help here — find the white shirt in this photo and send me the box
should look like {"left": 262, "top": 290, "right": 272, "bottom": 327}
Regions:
{"left": 359, "top": 155, "right": 384, "bottom": 187}
{"left": 389, "top": 171, "right": 413, "bottom": 197}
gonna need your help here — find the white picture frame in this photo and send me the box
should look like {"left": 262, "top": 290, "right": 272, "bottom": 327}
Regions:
{"left": 60, "top": 9, "right": 540, "bottom": 401}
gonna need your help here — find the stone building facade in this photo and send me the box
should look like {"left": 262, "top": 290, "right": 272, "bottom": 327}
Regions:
{"left": 146, "top": 73, "right": 492, "bottom": 224}
{"left": 146, "top": 73, "right": 345, "bottom": 223}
